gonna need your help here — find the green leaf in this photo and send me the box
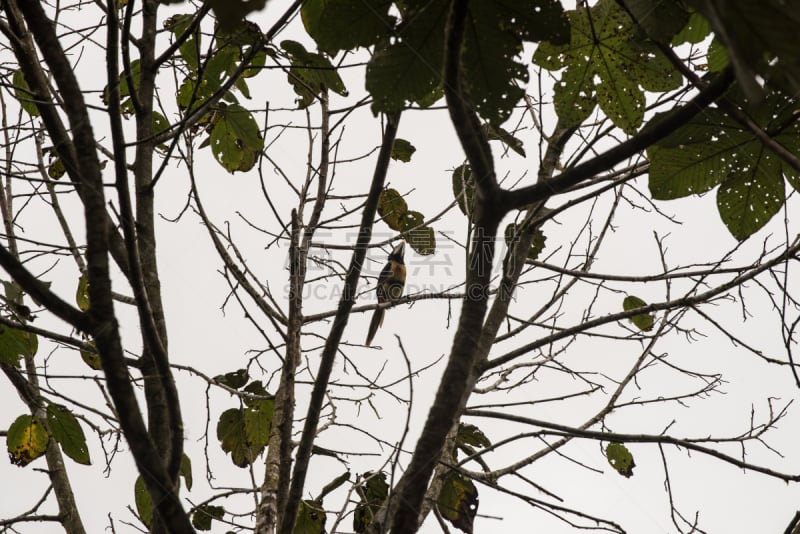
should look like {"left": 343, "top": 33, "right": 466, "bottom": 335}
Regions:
{"left": 689, "top": 0, "right": 800, "bottom": 99}
{"left": 3, "top": 280, "right": 23, "bottom": 303}
{"left": 0, "top": 324, "right": 35, "bottom": 367}
{"left": 165, "top": 14, "right": 201, "bottom": 71}
{"left": 717, "top": 167, "right": 785, "bottom": 242}
{"left": 243, "top": 396, "right": 273, "bottom": 450}
{"left": 707, "top": 38, "right": 729, "bottom": 72}
{"left": 648, "top": 86, "right": 799, "bottom": 240}
{"left": 377, "top": 188, "right": 408, "bottom": 230}
{"left": 76, "top": 274, "right": 90, "bottom": 311}
{"left": 457, "top": 423, "right": 491, "bottom": 449}
{"left": 353, "top": 472, "right": 388, "bottom": 533}
{"left": 437, "top": 471, "right": 479, "bottom": 533}
{"left": 281, "top": 40, "right": 348, "bottom": 109}
{"left": 622, "top": 295, "right": 654, "bottom": 331}
{"left": 192, "top": 504, "right": 225, "bottom": 531}
{"left": 134, "top": 476, "right": 152, "bottom": 527}
{"left": 180, "top": 453, "right": 193, "bottom": 491}
{"left": 7, "top": 414, "right": 49, "bottom": 467}
{"left": 214, "top": 368, "right": 250, "bottom": 389}
{"left": 390, "top": 138, "right": 416, "bottom": 162}
{"left": 295, "top": 500, "right": 326, "bottom": 534}
{"left": 80, "top": 339, "right": 102, "bottom": 370}
{"left": 216, "top": 408, "right": 264, "bottom": 467}
{"left": 210, "top": 103, "right": 264, "bottom": 173}
{"left": 367, "top": 0, "right": 568, "bottom": 123}
{"left": 534, "top": 0, "right": 681, "bottom": 133}
{"left": 606, "top": 442, "right": 635, "bottom": 477}
{"left": 13, "top": 70, "right": 40, "bottom": 117}
{"left": 302, "top": 0, "right": 395, "bottom": 56}
{"left": 671, "top": 11, "right": 710, "bottom": 45}
{"left": 46, "top": 404, "right": 90, "bottom": 465}
{"left": 452, "top": 164, "right": 475, "bottom": 220}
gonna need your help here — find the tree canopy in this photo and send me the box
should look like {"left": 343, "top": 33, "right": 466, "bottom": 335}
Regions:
{"left": 1, "top": 0, "right": 800, "bottom": 533}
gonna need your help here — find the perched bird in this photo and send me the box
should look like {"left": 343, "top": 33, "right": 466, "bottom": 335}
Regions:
{"left": 365, "top": 241, "right": 406, "bottom": 346}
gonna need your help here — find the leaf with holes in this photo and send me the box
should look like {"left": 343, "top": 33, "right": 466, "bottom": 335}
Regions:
{"left": 209, "top": 103, "right": 263, "bottom": 173}
{"left": 534, "top": 0, "right": 681, "bottom": 133}
{"left": 368, "top": 0, "right": 568, "bottom": 123}
{"left": 216, "top": 408, "right": 264, "bottom": 467}
{"left": 648, "top": 85, "right": 800, "bottom": 240}
{"left": 606, "top": 442, "right": 636, "bottom": 477}
{"left": 437, "top": 471, "right": 479, "bottom": 533}
{"left": 7, "top": 415, "right": 49, "bottom": 467}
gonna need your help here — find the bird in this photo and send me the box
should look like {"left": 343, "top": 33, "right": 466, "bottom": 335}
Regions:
{"left": 365, "top": 241, "right": 406, "bottom": 346}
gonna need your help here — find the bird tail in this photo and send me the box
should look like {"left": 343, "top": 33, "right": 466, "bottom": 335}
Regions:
{"left": 365, "top": 308, "right": 385, "bottom": 347}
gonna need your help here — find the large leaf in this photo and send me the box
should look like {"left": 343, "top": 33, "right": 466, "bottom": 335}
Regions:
{"left": 302, "top": 0, "right": 395, "bottom": 56}
{"left": 46, "top": 404, "right": 90, "bottom": 465}
{"left": 7, "top": 414, "right": 49, "bottom": 467}
{"left": 534, "top": 0, "right": 681, "bottom": 133}
{"left": 648, "top": 86, "right": 800, "bottom": 240}
{"left": 688, "top": 0, "right": 800, "bottom": 100}
{"left": 368, "top": 0, "right": 568, "bottom": 124}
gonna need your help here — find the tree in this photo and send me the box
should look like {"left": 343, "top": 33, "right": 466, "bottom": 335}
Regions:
{"left": 1, "top": 0, "right": 800, "bottom": 533}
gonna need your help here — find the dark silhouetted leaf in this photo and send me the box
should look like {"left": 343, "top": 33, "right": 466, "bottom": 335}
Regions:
{"left": 452, "top": 164, "right": 475, "bottom": 220}
{"left": 281, "top": 40, "right": 347, "bottom": 109}
{"left": 457, "top": 423, "right": 491, "bottom": 449}
{"left": 353, "top": 471, "right": 388, "bottom": 533}
{"left": 192, "top": 504, "right": 225, "bottom": 530}
{"left": 302, "top": 0, "right": 395, "bottom": 56}
{"left": 391, "top": 138, "right": 416, "bottom": 162}
{"left": 215, "top": 368, "right": 250, "bottom": 389}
